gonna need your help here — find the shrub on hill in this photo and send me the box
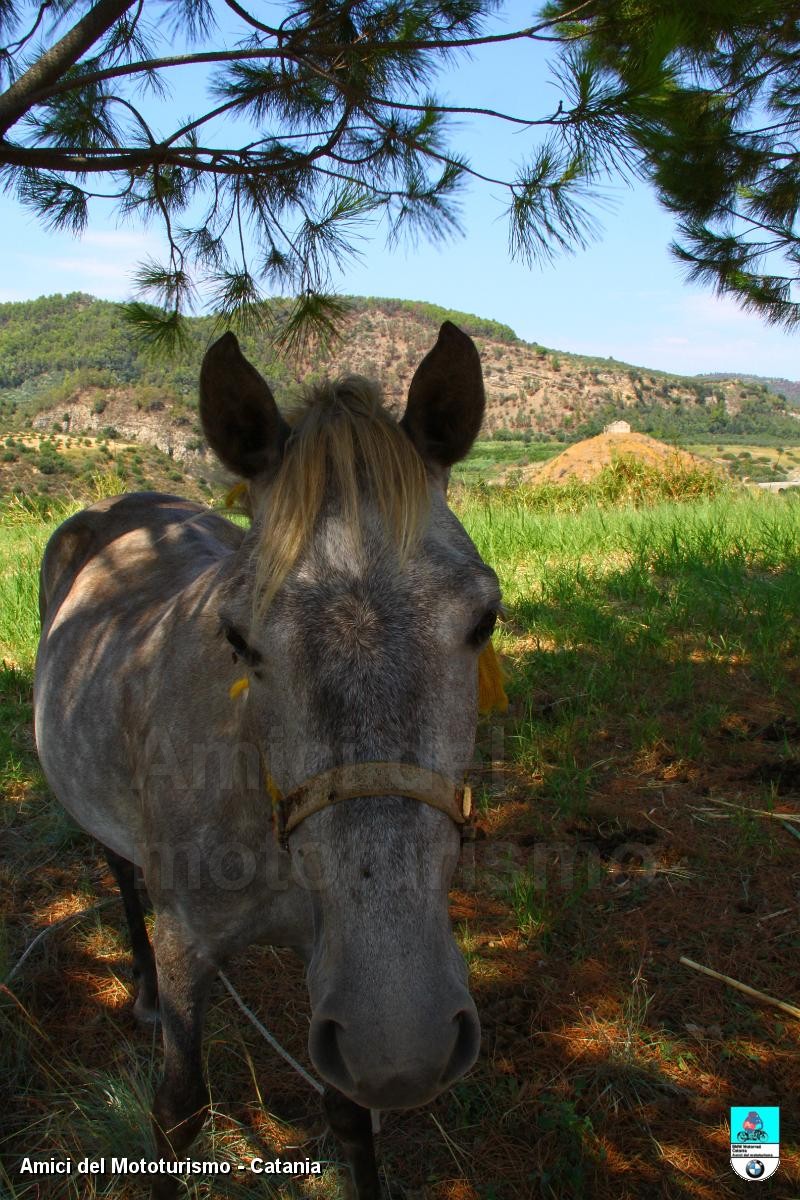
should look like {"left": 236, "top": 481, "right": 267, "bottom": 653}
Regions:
{"left": 356, "top": 297, "right": 520, "bottom": 344}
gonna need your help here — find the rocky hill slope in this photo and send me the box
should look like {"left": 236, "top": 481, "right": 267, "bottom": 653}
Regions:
{"left": 1, "top": 295, "right": 798, "bottom": 491}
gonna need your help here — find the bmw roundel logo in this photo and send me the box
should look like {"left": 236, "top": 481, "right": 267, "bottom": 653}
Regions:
{"left": 746, "top": 1161, "right": 766, "bottom": 1179}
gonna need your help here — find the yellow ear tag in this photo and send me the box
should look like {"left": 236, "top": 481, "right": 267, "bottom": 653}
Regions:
{"left": 478, "top": 641, "right": 509, "bottom": 714}
{"left": 229, "top": 676, "right": 250, "bottom": 700}
{"left": 225, "top": 481, "right": 249, "bottom": 509}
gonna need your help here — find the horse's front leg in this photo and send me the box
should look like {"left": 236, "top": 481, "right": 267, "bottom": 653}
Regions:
{"left": 149, "top": 914, "right": 216, "bottom": 1200}
{"left": 324, "top": 1087, "right": 381, "bottom": 1200}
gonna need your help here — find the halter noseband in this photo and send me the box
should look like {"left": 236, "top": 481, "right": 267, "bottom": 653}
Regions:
{"left": 270, "top": 761, "right": 472, "bottom": 849}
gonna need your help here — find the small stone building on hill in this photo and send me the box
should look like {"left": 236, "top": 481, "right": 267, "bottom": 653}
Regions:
{"left": 603, "top": 419, "right": 631, "bottom": 435}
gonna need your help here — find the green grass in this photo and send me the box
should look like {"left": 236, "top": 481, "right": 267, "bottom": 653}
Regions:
{"left": 451, "top": 437, "right": 564, "bottom": 484}
{"left": 453, "top": 483, "right": 800, "bottom": 816}
{"left": 0, "top": 529, "right": 51, "bottom": 667}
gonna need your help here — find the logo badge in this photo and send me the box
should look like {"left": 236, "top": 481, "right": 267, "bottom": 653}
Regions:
{"left": 730, "top": 1107, "right": 780, "bottom": 1181}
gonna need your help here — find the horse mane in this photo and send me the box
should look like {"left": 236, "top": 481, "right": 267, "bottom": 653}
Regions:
{"left": 253, "top": 376, "right": 429, "bottom": 611}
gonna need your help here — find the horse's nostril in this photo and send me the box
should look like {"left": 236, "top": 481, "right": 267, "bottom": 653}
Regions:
{"left": 309, "top": 1017, "right": 353, "bottom": 1089}
{"left": 441, "top": 1007, "right": 481, "bottom": 1086}
{"left": 311, "top": 997, "right": 480, "bottom": 1105}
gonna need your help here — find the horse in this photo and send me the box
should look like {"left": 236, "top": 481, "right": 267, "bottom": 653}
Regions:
{"left": 33, "top": 321, "right": 501, "bottom": 1198}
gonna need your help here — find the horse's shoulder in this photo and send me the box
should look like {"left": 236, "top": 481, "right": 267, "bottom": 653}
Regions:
{"left": 39, "top": 492, "right": 242, "bottom": 623}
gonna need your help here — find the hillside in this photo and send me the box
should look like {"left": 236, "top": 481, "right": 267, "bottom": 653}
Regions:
{"left": 700, "top": 372, "right": 800, "bottom": 407}
{"left": 0, "top": 431, "right": 211, "bottom": 504}
{"left": 1, "top": 295, "right": 798, "bottom": 502}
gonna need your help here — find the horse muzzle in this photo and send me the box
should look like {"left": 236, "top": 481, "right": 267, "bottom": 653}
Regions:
{"left": 308, "top": 992, "right": 481, "bottom": 1109}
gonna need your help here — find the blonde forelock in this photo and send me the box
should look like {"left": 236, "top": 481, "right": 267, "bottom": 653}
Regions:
{"left": 252, "top": 376, "right": 429, "bottom": 611}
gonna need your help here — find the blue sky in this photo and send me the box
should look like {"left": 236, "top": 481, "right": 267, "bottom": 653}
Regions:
{"left": 1, "top": 1, "right": 797, "bottom": 380}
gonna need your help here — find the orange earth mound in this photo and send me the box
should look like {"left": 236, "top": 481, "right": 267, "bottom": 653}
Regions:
{"left": 531, "top": 429, "right": 715, "bottom": 484}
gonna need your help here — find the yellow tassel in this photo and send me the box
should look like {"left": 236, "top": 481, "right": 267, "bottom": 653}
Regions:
{"left": 225, "top": 481, "right": 249, "bottom": 509}
{"left": 265, "top": 773, "right": 283, "bottom": 809}
{"left": 478, "top": 641, "right": 509, "bottom": 714}
{"left": 229, "top": 676, "right": 250, "bottom": 700}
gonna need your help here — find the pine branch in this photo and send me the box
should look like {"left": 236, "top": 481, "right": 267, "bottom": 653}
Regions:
{"left": 3, "top": 9, "right": 591, "bottom": 116}
{"left": 0, "top": 0, "right": 137, "bottom": 136}
{"left": 0, "top": 143, "right": 199, "bottom": 171}
{"left": 222, "top": 0, "right": 273, "bottom": 37}
{"left": 2, "top": 46, "right": 288, "bottom": 117}
{"left": 2, "top": 0, "right": 796, "bottom": 346}
{"left": 4, "top": 2, "right": 53, "bottom": 59}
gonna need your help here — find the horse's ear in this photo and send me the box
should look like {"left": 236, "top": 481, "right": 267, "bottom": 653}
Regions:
{"left": 199, "top": 332, "right": 290, "bottom": 478}
{"left": 400, "top": 321, "right": 485, "bottom": 470}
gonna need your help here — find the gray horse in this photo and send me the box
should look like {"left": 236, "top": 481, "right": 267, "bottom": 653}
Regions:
{"left": 34, "top": 322, "right": 500, "bottom": 1198}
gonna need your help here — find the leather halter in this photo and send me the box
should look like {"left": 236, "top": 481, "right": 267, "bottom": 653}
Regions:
{"left": 270, "top": 761, "right": 472, "bottom": 849}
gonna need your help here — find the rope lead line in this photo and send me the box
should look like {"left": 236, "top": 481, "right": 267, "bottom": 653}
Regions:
{"left": 217, "top": 969, "right": 324, "bottom": 1095}
{"left": 218, "top": 971, "right": 382, "bottom": 1133}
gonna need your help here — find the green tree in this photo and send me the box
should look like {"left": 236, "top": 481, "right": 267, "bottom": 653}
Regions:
{"left": 2, "top": 0, "right": 600, "bottom": 345}
{"left": 548, "top": 0, "right": 800, "bottom": 329}
{"left": 0, "top": 2, "right": 798, "bottom": 341}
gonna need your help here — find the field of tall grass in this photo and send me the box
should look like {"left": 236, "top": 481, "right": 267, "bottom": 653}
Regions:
{"left": 1, "top": 469, "right": 799, "bottom": 1198}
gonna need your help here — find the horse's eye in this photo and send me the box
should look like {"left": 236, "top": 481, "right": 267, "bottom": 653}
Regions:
{"left": 223, "top": 624, "right": 261, "bottom": 665}
{"left": 470, "top": 609, "right": 498, "bottom": 646}
{"left": 224, "top": 625, "right": 249, "bottom": 656}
